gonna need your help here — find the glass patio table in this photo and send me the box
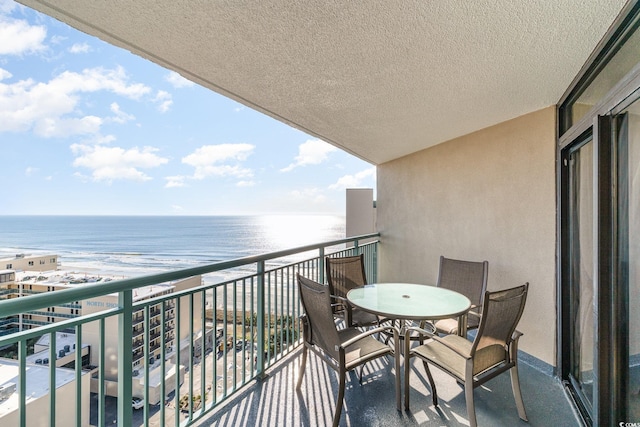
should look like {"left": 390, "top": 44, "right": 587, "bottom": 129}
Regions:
{"left": 346, "top": 283, "right": 472, "bottom": 336}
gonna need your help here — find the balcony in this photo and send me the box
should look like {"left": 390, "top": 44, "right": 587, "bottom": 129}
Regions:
{"left": 0, "top": 233, "right": 583, "bottom": 426}
{"left": 201, "top": 344, "right": 578, "bottom": 427}
{"left": 0, "top": 235, "right": 368, "bottom": 425}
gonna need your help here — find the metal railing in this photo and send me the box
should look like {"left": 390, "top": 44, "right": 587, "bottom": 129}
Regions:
{"left": 0, "top": 233, "right": 379, "bottom": 427}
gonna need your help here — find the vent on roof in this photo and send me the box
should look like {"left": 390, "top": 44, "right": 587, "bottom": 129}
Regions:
{"left": 0, "top": 383, "right": 16, "bottom": 402}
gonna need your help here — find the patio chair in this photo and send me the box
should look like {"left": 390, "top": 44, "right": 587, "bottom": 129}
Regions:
{"left": 404, "top": 283, "right": 529, "bottom": 427}
{"left": 433, "top": 256, "right": 488, "bottom": 335}
{"left": 296, "top": 274, "right": 400, "bottom": 427}
{"left": 326, "top": 254, "right": 379, "bottom": 328}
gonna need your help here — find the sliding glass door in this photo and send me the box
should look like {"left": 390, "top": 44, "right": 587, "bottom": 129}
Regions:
{"left": 616, "top": 99, "right": 640, "bottom": 421}
{"left": 565, "top": 135, "right": 595, "bottom": 418}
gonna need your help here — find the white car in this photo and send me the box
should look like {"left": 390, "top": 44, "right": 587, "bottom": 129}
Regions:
{"left": 132, "top": 397, "right": 144, "bottom": 410}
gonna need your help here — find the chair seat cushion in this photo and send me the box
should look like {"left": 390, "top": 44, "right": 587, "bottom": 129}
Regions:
{"left": 412, "top": 335, "right": 507, "bottom": 379}
{"left": 338, "top": 328, "right": 391, "bottom": 370}
{"left": 351, "top": 308, "right": 379, "bottom": 327}
{"left": 434, "top": 315, "right": 480, "bottom": 335}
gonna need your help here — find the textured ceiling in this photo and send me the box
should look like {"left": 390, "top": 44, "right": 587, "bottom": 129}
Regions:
{"left": 18, "top": 0, "right": 627, "bottom": 164}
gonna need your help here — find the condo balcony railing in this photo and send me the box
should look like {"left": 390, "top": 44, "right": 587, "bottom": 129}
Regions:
{"left": 0, "top": 233, "right": 379, "bottom": 427}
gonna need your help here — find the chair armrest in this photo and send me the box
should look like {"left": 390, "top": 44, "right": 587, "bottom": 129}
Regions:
{"left": 507, "top": 329, "right": 524, "bottom": 360}
{"left": 405, "top": 325, "right": 471, "bottom": 359}
{"left": 331, "top": 294, "right": 349, "bottom": 303}
{"left": 339, "top": 325, "right": 399, "bottom": 349}
{"left": 467, "top": 311, "right": 481, "bottom": 320}
{"left": 330, "top": 294, "right": 352, "bottom": 313}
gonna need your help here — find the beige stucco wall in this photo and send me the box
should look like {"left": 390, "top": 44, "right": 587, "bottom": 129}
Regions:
{"left": 0, "top": 254, "right": 58, "bottom": 272}
{"left": 377, "top": 106, "right": 557, "bottom": 365}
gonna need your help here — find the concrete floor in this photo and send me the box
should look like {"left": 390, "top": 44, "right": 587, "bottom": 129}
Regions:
{"left": 195, "top": 346, "right": 581, "bottom": 427}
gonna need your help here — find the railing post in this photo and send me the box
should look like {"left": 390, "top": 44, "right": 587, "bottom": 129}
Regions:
{"left": 18, "top": 340, "right": 26, "bottom": 427}
{"left": 319, "top": 247, "right": 325, "bottom": 284}
{"left": 118, "top": 290, "right": 133, "bottom": 427}
{"left": 373, "top": 240, "right": 379, "bottom": 283}
{"left": 257, "top": 260, "right": 267, "bottom": 379}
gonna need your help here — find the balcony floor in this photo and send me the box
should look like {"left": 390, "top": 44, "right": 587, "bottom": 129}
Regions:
{"left": 195, "top": 346, "right": 580, "bottom": 427}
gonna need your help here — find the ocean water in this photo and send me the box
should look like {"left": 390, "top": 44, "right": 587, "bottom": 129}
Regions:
{"left": 0, "top": 215, "right": 346, "bottom": 281}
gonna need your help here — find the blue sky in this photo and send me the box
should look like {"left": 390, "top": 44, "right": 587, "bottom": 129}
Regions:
{"left": 0, "top": 0, "right": 375, "bottom": 216}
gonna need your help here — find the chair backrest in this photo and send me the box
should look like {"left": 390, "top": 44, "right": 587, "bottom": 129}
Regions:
{"left": 471, "top": 283, "right": 529, "bottom": 359}
{"left": 437, "top": 256, "right": 488, "bottom": 308}
{"left": 297, "top": 274, "right": 341, "bottom": 360}
{"left": 325, "top": 254, "right": 368, "bottom": 300}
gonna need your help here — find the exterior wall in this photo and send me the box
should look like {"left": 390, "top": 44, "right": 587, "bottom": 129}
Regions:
{"left": 377, "top": 106, "right": 557, "bottom": 364}
{"left": 174, "top": 276, "right": 203, "bottom": 343}
{"left": 82, "top": 276, "right": 199, "bottom": 386}
{"left": 0, "top": 281, "right": 78, "bottom": 331}
{"left": 346, "top": 188, "right": 376, "bottom": 238}
{"left": 0, "top": 361, "right": 90, "bottom": 427}
{"left": 0, "top": 255, "right": 58, "bottom": 272}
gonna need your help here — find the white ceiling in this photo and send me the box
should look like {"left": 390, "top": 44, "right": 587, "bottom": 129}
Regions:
{"left": 18, "top": 0, "right": 628, "bottom": 165}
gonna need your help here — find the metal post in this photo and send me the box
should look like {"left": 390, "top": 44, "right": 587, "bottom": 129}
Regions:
{"left": 257, "top": 260, "right": 266, "bottom": 379}
{"left": 319, "top": 247, "right": 325, "bottom": 284}
{"left": 49, "top": 331, "right": 56, "bottom": 427}
{"left": 75, "top": 325, "right": 82, "bottom": 427}
{"left": 117, "top": 290, "right": 133, "bottom": 427}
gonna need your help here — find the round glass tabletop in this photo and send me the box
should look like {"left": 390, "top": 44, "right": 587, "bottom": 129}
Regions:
{"left": 347, "top": 283, "right": 471, "bottom": 320}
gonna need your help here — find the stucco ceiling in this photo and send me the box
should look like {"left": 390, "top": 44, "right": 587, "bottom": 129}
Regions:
{"left": 18, "top": 0, "right": 628, "bottom": 165}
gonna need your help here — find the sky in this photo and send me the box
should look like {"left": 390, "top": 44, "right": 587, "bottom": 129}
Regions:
{"left": 0, "top": 0, "right": 376, "bottom": 216}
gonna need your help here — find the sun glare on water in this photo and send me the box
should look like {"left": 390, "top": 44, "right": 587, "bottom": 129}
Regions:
{"left": 259, "top": 215, "right": 344, "bottom": 250}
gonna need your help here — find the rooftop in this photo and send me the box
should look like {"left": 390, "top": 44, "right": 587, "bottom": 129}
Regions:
{"left": 0, "top": 358, "right": 82, "bottom": 418}
{"left": 13, "top": 270, "right": 173, "bottom": 301}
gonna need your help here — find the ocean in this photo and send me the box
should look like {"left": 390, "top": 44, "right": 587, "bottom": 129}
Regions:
{"left": 0, "top": 215, "right": 346, "bottom": 282}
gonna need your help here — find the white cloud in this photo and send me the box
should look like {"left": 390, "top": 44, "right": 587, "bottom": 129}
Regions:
{"left": 329, "top": 167, "right": 376, "bottom": 190}
{"left": 35, "top": 115, "right": 102, "bottom": 137}
{"left": 0, "top": 0, "right": 16, "bottom": 14}
{"left": 80, "top": 134, "right": 116, "bottom": 145}
{"left": 68, "top": 42, "right": 91, "bottom": 54}
{"left": 0, "top": 16, "right": 46, "bottom": 55}
{"left": 165, "top": 71, "right": 194, "bottom": 88}
{"left": 180, "top": 143, "right": 255, "bottom": 183}
{"left": 108, "top": 102, "right": 135, "bottom": 124}
{"left": 50, "top": 35, "right": 66, "bottom": 45}
{"left": 71, "top": 144, "right": 168, "bottom": 183}
{"left": 171, "top": 205, "right": 184, "bottom": 212}
{"left": 281, "top": 139, "right": 337, "bottom": 172}
{"left": 166, "top": 144, "right": 257, "bottom": 187}
{"left": 154, "top": 90, "right": 172, "bottom": 113}
{"left": 165, "top": 175, "right": 187, "bottom": 188}
{"left": 0, "top": 66, "right": 151, "bottom": 137}
{"left": 0, "top": 68, "right": 12, "bottom": 81}
{"left": 290, "top": 187, "right": 329, "bottom": 205}
{"left": 25, "top": 166, "right": 37, "bottom": 176}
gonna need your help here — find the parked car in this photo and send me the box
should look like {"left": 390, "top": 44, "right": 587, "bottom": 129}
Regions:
{"left": 132, "top": 397, "right": 144, "bottom": 410}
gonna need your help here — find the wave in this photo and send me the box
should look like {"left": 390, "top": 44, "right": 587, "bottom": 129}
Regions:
{"left": 0, "top": 215, "right": 346, "bottom": 283}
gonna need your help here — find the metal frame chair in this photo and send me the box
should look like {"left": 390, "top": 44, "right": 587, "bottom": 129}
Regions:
{"left": 433, "top": 256, "right": 489, "bottom": 335}
{"left": 326, "top": 254, "right": 379, "bottom": 328}
{"left": 404, "top": 283, "right": 529, "bottom": 427}
{"left": 296, "top": 274, "right": 400, "bottom": 427}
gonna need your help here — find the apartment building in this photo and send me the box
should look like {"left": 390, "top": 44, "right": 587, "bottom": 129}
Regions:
{"left": 0, "top": 255, "right": 201, "bottom": 399}
{"left": 0, "top": 254, "right": 58, "bottom": 272}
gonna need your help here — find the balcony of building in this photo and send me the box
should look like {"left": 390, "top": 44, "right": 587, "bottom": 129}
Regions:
{"left": 0, "top": 235, "right": 583, "bottom": 427}
{"left": 5, "top": 0, "right": 640, "bottom": 425}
